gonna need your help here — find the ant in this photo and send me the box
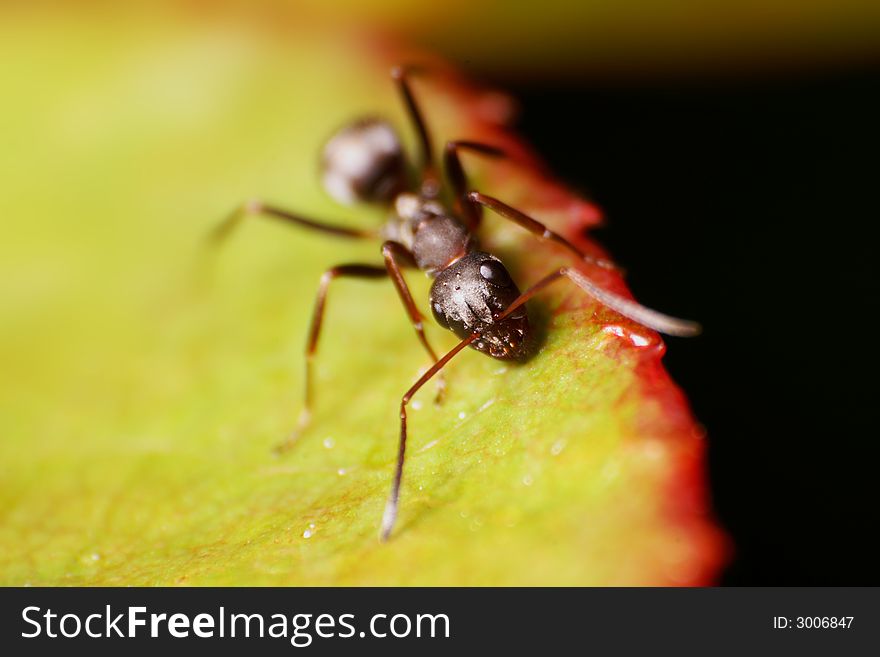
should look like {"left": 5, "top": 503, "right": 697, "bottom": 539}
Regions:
{"left": 213, "top": 66, "right": 701, "bottom": 541}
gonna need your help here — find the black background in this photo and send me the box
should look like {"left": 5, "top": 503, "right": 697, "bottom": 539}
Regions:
{"left": 498, "top": 65, "right": 880, "bottom": 585}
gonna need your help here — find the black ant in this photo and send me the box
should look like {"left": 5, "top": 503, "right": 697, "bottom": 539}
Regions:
{"left": 213, "top": 66, "right": 701, "bottom": 541}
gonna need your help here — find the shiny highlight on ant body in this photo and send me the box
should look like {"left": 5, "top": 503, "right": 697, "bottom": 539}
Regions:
{"left": 213, "top": 66, "right": 701, "bottom": 540}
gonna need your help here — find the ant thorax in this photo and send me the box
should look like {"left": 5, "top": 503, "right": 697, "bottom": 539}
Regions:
{"left": 384, "top": 193, "right": 474, "bottom": 275}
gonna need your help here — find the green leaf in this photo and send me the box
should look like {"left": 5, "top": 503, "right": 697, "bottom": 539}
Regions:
{"left": 0, "top": 11, "right": 726, "bottom": 585}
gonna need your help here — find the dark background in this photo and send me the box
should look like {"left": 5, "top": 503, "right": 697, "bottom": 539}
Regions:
{"left": 500, "top": 66, "right": 880, "bottom": 585}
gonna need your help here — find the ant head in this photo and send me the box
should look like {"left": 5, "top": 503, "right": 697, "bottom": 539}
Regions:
{"left": 430, "top": 252, "right": 531, "bottom": 360}
{"left": 321, "top": 118, "right": 408, "bottom": 205}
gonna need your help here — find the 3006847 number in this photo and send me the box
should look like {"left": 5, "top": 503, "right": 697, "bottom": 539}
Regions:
{"left": 797, "top": 617, "right": 854, "bottom": 629}
{"left": 773, "top": 616, "right": 854, "bottom": 629}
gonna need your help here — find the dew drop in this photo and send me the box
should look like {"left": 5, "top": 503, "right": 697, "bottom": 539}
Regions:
{"left": 550, "top": 439, "right": 566, "bottom": 456}
{"left": 337, "top": 468, "right": 347, "bottom": 476}
{"left": 411, "top": 400, "right": 423, "bottom": 411}
{"left": 322, "top": 437, "right": 335, "bottom": 449}
{"left": 302, "top": 529, "right": 312, "bottom": 539}
{"left": 603, "top": 324, "right": 661, "bottom": 350}
{"left": 522, "top": 474, "right": 534, "bottom": 487}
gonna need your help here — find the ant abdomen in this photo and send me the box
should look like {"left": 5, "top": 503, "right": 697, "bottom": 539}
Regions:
{"left": 321, "top": 117, "right": 408, "bottom": 205}
{"left": 430, "top": 252, "right": 531, "bottom": 360}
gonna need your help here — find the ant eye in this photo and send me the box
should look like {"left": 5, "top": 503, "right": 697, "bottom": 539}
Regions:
{"left": 479, "top": 260, "right": 512, "bottom": 287}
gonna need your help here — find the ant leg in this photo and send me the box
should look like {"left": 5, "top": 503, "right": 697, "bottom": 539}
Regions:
{"left": 468, "top": 192, "right": 622, "bottom": 273}
{"left": 443, "top": 141, "right": 505, "bottom": 231}
{"left": 382, "top": 241, "right": 447, "bottom": 403}
{"left": 274, "top": 263, "right": 387, "bottom": 455}
{"left": 391, "top": 66, "right": 439, "bottom": 194}
{"left": 211, "top": 199, "right": 377, "bottom": 244}
{"left": 496, "top": 267, "right": 702, "bottom": 337}
{"left": 380, "top": 332, "right": 481, "bottom": 541}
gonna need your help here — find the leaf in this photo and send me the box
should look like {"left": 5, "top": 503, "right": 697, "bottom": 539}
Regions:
{"left": 0, "top": 10, "right": 727, "bottom": 585}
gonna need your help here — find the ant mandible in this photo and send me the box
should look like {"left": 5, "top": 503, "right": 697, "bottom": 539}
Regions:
{"left": 213, "top": 66, "right": 701, "bottom": 541}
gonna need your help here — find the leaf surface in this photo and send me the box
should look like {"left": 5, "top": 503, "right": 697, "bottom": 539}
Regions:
{"left": 0, "top": 11, "right": 726, "bottom": 585}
